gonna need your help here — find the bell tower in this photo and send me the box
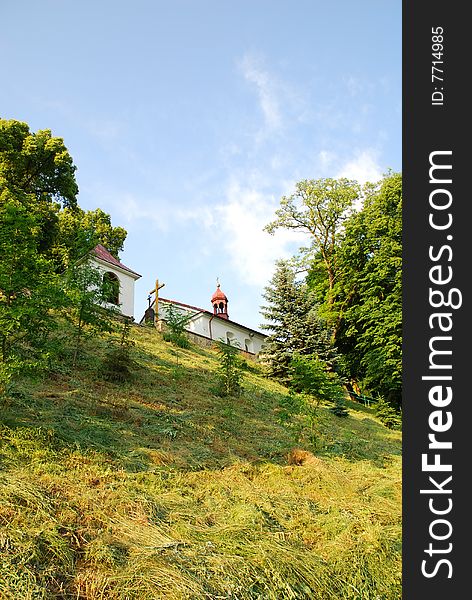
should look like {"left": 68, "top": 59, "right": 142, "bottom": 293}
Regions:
{"left": 211, "top": 279, "right": 229, "bottom": 319}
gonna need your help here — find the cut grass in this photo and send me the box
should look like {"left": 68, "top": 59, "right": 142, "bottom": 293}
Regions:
{"left": 0, "top": 323, "right": 401, "bottom": 599}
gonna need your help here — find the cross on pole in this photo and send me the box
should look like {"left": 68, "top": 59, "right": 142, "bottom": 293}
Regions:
{"left": 148, "top": 279, "right": 165, "bottom": 327}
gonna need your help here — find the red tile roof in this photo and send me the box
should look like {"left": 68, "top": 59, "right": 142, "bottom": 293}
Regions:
{"left": 211, "top": 285, "right": 228, "bottom": 303}
{"left": 91, "top": 244, "right": 141, "bottom": 278}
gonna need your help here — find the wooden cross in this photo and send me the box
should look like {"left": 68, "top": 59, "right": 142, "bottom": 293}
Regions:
{"left": 148, "top": 279, "right": 165, "bottom": 325}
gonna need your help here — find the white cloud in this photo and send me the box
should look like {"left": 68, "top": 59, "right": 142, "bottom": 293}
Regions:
{"left": 88, "top": 188, "right": 215, "bottom": 233}
{"left": 214, "top": 180, "right": 304, "bottom": 286}
{"left": 100, "top": 180, "right": 301, "bottom": 289}
{"left": 336, "top": 149, "right": 383, "bottom": 184}
{"left": 318, "top": 150, "right": 336, "bottom": 171}
{"left": 239, "top": 54, "right": 282, "bottom": 132}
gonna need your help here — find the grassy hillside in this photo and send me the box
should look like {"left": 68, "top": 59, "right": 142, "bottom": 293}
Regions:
{"left": 0, "top": 324, "right": 401, "bottom": 599}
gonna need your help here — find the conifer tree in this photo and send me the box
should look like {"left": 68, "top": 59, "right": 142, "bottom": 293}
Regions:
{"left": 260, "top": 260, "right": 334, "bottom": 379}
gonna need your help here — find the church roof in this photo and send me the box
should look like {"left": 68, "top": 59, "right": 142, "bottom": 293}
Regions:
{"left": 211, "top": 284, "right": 228, "bottom": 303}
{"left": 91, "top": 244, "right": 141, "bottom": 278}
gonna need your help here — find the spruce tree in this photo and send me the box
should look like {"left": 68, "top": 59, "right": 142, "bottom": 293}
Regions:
{"left": 260, "top": 260, "right": 334, "bottom": 379}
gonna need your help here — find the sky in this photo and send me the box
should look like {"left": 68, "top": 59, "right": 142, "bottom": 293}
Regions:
{"left": 1, "top": 1, "right": 401, "bottom": 330}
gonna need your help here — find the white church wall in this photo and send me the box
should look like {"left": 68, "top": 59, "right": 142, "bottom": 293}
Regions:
{"left": 187, "top": 313, "right": 211, "bottom": 338}
{"left": 90, "top": 260, "right": 136, "bottom": 318}
{"left": 206, "top": 314, "right": 266, "bottom": 354}
{"left": 157, "top": 298, "right": 267, "bottom": 355}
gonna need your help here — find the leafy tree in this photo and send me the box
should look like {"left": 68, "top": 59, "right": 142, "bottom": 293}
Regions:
{"left": 54, "top": 207, "right": 127, "bottom": 269}
{"left": 0, "top": 192, "right": 63, "bottom": 365}
{"left": 290, "top": 353, "right": 348, "bottom": 417}
{"left": 214, "top": 339, "right": 244, "bottom": 397}
{"left": 260, "top": 260, "right": 335, "bottom": 379}
{"left": 102, "top": 317, "right": 136, "bottom": 383}
{"left": 375, "top": 397, "right": 402, "bottom": 430}
{"left": 265, "top": 178, "right": 361, "bottom": 310}
{"left": 334, "top": 173, "right": 402, "bottom": 405}
{"left": 0, "top": 118, "right": 79, "bottom": 258}
{"left": 0, "top": 120, "right": 81, "bottom": 381}
{"left": 0, "top": 118, "right": 129, "bottom": 384}
{"left": 0, "top": 119, "right": 78, "bottom": 207}
{"left": 0, "top": 119, "right": 126, "bottom": 271}
{"left": 62, "top": 259, "right": 118, "bottom": 364}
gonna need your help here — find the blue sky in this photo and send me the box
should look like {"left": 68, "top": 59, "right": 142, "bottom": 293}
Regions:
{"left": 1, "top": 1, "right": 401, "bottom": 330}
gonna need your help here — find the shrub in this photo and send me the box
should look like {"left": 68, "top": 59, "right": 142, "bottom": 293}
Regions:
{"left": 214, "top": 340, "right": 244, "bottom": 396}
{"left": 162, "top": 330, "right": 190, "bottom": 349}
{"left": 289, "top": 353, "right": 349, "bottom": 417}
{"left": 101, "top": 318, "right": 135, "bottom": 383}
{"left": 161, "top": 303, "right": 191, "bottom": 349}
{"left": 375, "top": 397, "right": 402, "bottom": 430}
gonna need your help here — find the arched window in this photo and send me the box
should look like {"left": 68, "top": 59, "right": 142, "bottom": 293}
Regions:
{"left": 102, "top": 272, "right": 120, "bottom": 305}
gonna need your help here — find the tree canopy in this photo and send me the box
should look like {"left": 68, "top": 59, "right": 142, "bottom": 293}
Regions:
{"left": 334, "top": 173, "right": 402, "bottom": 405}
{"left": 263, "top": 172, "right": 402, "bottom": 407}
{"left": 265, "top": 178, "right": 361, "bottom": 308}
{"left": 0, "top": 119, "right": 127, "bottom": 269}
{"left": 0, "top": 119, "right": 78, "bottom": 208}
{"left": 0, "top": 118, "right": 127, "bottom": 382}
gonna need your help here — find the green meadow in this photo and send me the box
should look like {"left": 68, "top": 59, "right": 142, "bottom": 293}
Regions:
{"left": 0, "top": 324, "right": 401, "bottom": 599}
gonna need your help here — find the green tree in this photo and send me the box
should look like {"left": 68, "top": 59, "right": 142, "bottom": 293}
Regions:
{"left": 375, "top": 397, "right": 402, "bottom": 430}
{"left": 265, "top": 173, "right": 402, "bottom": 405}
{"left": 0, "top": 118, "right": 79, "bottom": 258}
{"left": 0, "top": 119, "right": 81, "bottom": 381}
{"left": 0, "top": 119, "right": 126, "bottom": 271}
{"left": 0, "top": 118, "right": 129, "bottom": 384}
{"left": 54, "top": 207, "right": 127, "bottom": 269}
{"left": 0, "top": 119, "right": 78, "bottom": 207}
{"left": 102, "top": 317, "right": 136, "bottom": 383}
{"left": 63, "top": 259, "right": 118, "bottom": 364}
{"left": 0, "top": 192, "right": 63, "bottom": 365}
{"left": 260, "top": 260, "right": 335, "bottom": 379}
{"left": 290, "top": 353, "right": 344, "bottom": 401}
{"left": 265, "top": 178, "right": 361, "bottom": 311}
{"left": 214, "top": 339, "right": 244, "bottom": 397}
{"left": 333, "top": 173, "right": 402, "bottom": 406}
{"left": 161, "top": 303, "right": 192, "bottom": 349}
{"left": 290, "top": 352, "right": 348, "bottom": 417}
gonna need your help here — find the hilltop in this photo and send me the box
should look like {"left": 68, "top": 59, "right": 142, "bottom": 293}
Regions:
{"left": 0, "top": 323, "right": 401, "bottom": 599}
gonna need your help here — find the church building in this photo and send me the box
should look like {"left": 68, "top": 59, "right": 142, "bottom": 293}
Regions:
{"left": 151, "top": 282, "right": 267, "bottom": 356}
{"left": 89, "top": 244, "right": 141, "bottom": 318}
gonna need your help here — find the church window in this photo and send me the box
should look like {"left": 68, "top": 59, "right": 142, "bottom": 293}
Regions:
{"left": 102, "top": 272, "right": 120, "bottom": 305}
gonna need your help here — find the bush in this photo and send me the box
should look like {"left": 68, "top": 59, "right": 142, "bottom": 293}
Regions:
{"left": 161, "top": 303, "right": 191, "bottom": 349}
{"left": 329, "top": 399, "right": 349, "bottom": 418}
{"left": 289, "top": 353, "right": 349, "bottom": 417}
{"left": 214, "top": 340, "right": 244, "bottom": 396}
{"left": 162, "top": 330, "right": 190, "bottom": 349}
{"left": 101, "top": 318, "right": 135, "bottom": 383}
{"left": 375, "top": 397, "right": 402, "bottom": 430}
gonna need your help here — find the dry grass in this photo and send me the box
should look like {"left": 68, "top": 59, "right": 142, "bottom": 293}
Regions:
{"left": 0, "top": 323, "right": 401, "bottom": 599}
